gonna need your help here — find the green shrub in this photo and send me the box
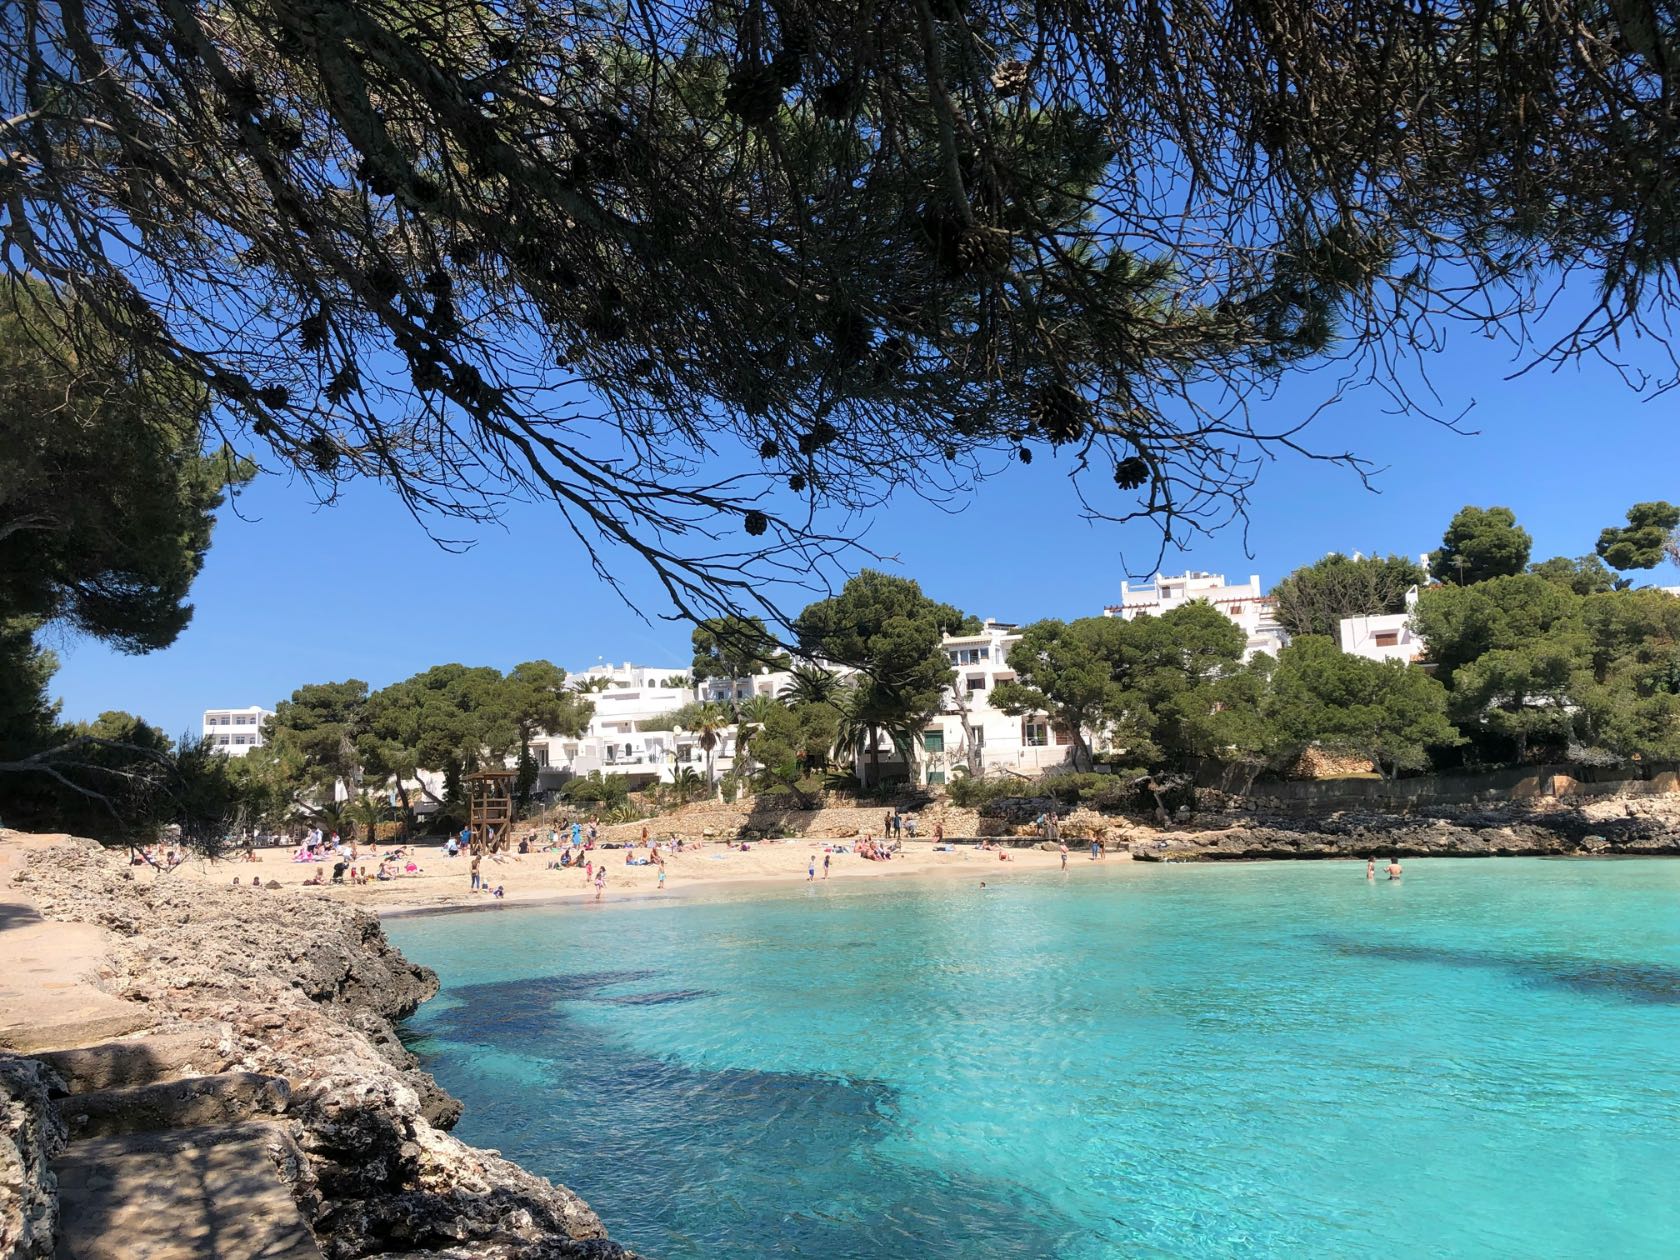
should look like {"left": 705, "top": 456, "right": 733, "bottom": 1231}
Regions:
{"left": 561, "top": 771, "right": 631, "bottom": 805}
{"left": 946, "top": 775, "right": 1029, "bottom": 808}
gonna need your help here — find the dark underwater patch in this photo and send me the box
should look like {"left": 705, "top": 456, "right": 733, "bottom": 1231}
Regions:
{"left": 406, "top": 969, "right": 1082, "bottom": 1259}
{"left": 1323, "top": 938, "right": 1680, "bottom": 1005}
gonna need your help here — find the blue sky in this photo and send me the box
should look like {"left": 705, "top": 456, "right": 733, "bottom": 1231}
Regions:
{"left": 46, "top": 312, "right": 1678, "bottom": 739}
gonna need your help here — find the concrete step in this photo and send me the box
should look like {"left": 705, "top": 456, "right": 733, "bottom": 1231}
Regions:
{"left": 58, "top": 1072, "right": 290, "bottom": 1140}
{"left": 54, "top": 1123, "right": 320, "bottom": 1259}
{"left": 32, "top": 1027, "right": 229, "bottom": 1094}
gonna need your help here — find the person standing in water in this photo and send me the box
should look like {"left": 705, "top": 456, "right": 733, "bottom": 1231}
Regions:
{"left": 1366, "top": 857, "right": 1375, "bottom": 881}
{"left": 807, "top": 856, "right": 816, "bottom": 881}
{"left": 594, "top": 867, "right": 606, "bottom": 900}
{"left": 1386, "top": 856, "right": 1403, "bottom": 880}
{"left": 1059, "top": 840, "right": 1069, "bottom": 871}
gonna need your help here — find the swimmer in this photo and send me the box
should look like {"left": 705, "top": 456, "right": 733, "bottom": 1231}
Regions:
{"left": 1386, "top": 856, "right": 1403, "bottom": 880}
{"left": 1366, "top": 857, "right": 1375, "bottom": 881}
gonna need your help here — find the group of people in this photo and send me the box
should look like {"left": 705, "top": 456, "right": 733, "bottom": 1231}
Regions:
{"left": 1368, "top": 856, "right": 1404, "bottom": 880}
{"left": 882, "top": 810, "right": 920, "bottom": 840}
{"left": 855, "top": 835, "right": 896, "bottom": 861}
{"left": 130, "top": 843, "right": 184, "bottom": 869}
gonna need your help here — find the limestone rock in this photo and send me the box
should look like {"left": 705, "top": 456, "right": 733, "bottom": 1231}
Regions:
{"left": 0, "top": 1054, "right": 66, "bottom": 1260}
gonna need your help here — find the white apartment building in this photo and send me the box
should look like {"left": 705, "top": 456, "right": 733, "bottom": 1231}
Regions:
{"left": 1104, "top": 570, "right": 1289, "bottom": 659}
{"left": 920, "top": 620, "right": 1075, "bottom": 783}
{"left": 534, "top": 662, "right": 696, "bottom": 786}
{"left": 201, "top": 705, "right": 272, "bottom": 756}
{"left": 1338, "top": 586, "right": 1426, "bottom": 665}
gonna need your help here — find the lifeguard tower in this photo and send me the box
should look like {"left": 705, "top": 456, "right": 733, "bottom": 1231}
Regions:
{"left": 464, "top": 767, "right": 516, "bottom": 853}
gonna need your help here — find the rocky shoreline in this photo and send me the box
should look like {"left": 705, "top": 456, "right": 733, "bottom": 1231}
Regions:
{"left": 1129, "top": 798, "right": 1680, "bottom": 861}
{"left": 0, "top": 836, "right": 639, "bottom": 1259}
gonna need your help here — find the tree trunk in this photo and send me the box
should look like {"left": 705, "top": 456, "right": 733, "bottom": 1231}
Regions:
{"left": 948, "top": 686, "right": 982, "bottom": 776}
{"left": 1072, "top": 727, "right": 1093, "bottom": 773}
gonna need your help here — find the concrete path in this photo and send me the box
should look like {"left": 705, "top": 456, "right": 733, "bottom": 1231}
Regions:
{"left": 53, "top": 1124, "right": 322, "bottom": 1260}
{"left": 0, "top": 832, "right": 150, "bottom": 1052}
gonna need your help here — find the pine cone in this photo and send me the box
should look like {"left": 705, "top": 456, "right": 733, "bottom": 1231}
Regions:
{"left": 991, "top": 60, "right": 1031, "bottom": 97}
{"left": 816, "top": 78, "right": 862, "bottom": 119}
{"left": 744, "top": 510, "right": 770, "bottom": 536}
{"left": 724, "top": 66, "right": 784, "bottom": 125}
{"left": 306, "top": 435, "right": 339, "bottom": 473}
{"left": 1029, "top": 382, "right": 1088, "bottom": 444}
{"left": 255, "top": 385, "right": 289, "bottom": 409}
{"left": 955, "top": 225, "right": 1010, "bottom": 275}
{"left": 1018, "top": 445, "right": 1033, "bottom": 465}
{"left": 788, "top": 473, "right": 807, "bottom": 493}
{"left": 325, "top": 365, "right": 358, "bottom": 405}
{"left": 297, "top": 311, "right": 326, "bottom": 352}
{"left": 770, "top": 48, "right": 803, "bottom": 89}
{"left": 1114, "top": 456, "right": 1149, "bottom": 489}
{"left": 759, "top": 438, "right": 780, "bottom": 459}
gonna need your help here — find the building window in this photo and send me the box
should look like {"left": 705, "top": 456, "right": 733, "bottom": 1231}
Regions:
{"left": 969, "top": 727, "right": 985, "bottom": 748}
{"left": 534, "top": 745, "right": 550, "bottom": 768}
{"left": 1052, "top": 723, "right": 1073, "bottom": 746}
{"left": 923, "top": 730, "right": 945, "bottom": 754}
{"left": 1024, "top": 722, "right": 1048, "bottom": 747}
{"left": 1374, "top": 631, "right": 1400, "bottom": 648}
{"left": 966, "top": 676, "right": 985, "bottom": 693}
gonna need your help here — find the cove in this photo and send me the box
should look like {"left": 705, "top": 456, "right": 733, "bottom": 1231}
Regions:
{"left": 390, "top": 858, "right": 1680, "bottom": 1259}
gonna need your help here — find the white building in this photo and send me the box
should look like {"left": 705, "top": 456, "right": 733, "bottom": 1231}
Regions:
{"left": 201, "top": 705, "right": 272, "bottom": 756}
{"left": 1337, "top": 586, "right": 1426, "bottom": 665}
{"left": 923, "top": 620, "right": 1075, "bottom": 782}
{"left": 1103, "top": 570, "right": 1289, "bottom": 659}
{"left": 534, "top": 662, "right": 696, "bottom": 786}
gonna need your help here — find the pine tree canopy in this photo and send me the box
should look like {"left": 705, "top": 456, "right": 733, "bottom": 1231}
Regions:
{"left": 4, "top": 1, "right": 1679, "bottom": 614}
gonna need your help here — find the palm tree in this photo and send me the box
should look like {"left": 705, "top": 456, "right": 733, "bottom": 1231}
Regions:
{"left": 733, "top": 694, "right": 780, "bottom": 784}
{"left": 688, "top": 703, "right": 731, "bottom": 795}
{"left": 671, "top": 765, "right": 703, "bottom": 805}
{"left": 833, "top": 683, "right": 925, "bottom": 789}
{"left": 781, "top": 663, "right": 841, "bottom": 708}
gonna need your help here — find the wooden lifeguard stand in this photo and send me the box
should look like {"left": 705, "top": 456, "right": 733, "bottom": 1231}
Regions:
{"left": 465, "top": 768, "right": 516, "bottom": 854}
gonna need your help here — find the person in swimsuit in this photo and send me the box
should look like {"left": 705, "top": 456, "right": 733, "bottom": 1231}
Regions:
{"left": 1386, "top": 857, "right": 1403, "bottom": 880}
{"left": 1059, "top": 841, "right": 1069, "bottom": 870}
{"left": 1367, "top": 857, "right": 1375, "bottom": 881}
{"left": 594, "top": 868, "right": 606, "bottom": 900}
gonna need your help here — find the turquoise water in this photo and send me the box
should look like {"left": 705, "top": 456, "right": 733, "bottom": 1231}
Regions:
{"left": 389, "top": 860, "right": 1680, "bottom": 1258}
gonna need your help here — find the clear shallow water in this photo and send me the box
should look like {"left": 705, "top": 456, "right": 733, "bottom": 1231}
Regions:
{"left": 389, "top": 860, "right": 1680, "bottom": 1259}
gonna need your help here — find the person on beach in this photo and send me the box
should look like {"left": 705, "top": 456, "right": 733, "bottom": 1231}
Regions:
{"left": 1387, "top": 857, "right": 1403, "bottom": 880}
{"left": 807, "top": 856, "right": 816, "bottom": 881}
{"left": 657, "top": 866, "right": 666, "bottom": 890}
{"left": 1090, "top": 839, "right": 1100, "bottom": 861}
{"left": 1367, "top": 857, "right": 1376, "bottom": 881}
{"left": 823, "top": 852, "right": 831, "bottom": 879}
{"left": 594, "top": 868, "right": 606, "bottom": 900}
{"left": 470, "top": 853, "right": 482, "bottom": 892}
{"left": 1059, "top": 841, "right": 1068, "bottom": 871}
{"left": 934, "top": 820, "right": 943, "bottom": 844}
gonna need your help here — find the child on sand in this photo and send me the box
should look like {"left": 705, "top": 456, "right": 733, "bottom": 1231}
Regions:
{"left": 594, "top": 868, "right": 606, "bottom": 900}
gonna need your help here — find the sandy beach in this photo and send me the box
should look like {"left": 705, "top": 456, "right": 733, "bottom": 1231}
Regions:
{"left": 174, "top": 835, "right": 1119, "bottom": 915}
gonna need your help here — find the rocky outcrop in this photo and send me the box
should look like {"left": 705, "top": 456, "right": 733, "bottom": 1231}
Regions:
{"left": 1130, "top": 802, "right": 1680, "bottom": 861}
{"left": 0, "top": 1056, "right": 64, "bottom": 1260}
{"left": 8, "top": 841, "right": 638, "bottom": 1260}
